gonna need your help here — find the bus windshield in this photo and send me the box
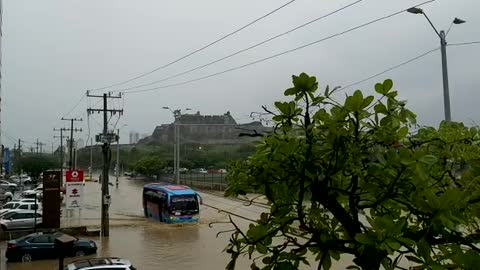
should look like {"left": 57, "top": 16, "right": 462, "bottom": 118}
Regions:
{"left": 170, "top": 196, "right": 198, "bottom": 212}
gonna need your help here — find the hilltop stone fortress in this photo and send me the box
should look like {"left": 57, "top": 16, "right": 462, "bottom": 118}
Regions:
{"left": 138, "top": 111, "right": 270, "bottom": 145}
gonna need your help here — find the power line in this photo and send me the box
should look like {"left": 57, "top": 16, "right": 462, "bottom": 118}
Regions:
{"left": 122, "top": 0, "right": 436, "bottom": 95}
{"left": 339, "top": 47, "right": 439, "bottom": 91}
{"left": 89, "top": 0, "right": 298, "bottom": 92}
{"left": 448, "top": 41, "right": 480, "bottom": 47}
{"left": 61, "top": 92, "right": 86, "bottom": 119}
{"left": 114, "top": 0, "right": 364, "bottom": 92}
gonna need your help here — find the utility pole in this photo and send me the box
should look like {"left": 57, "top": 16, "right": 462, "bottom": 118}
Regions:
{"left": 87, "top": 91, "right": 123, "bottom": 237}
{"left": 89, "top": 138, "right": 93, "bottom": 181}
{"left": 54, "top": 128, "right": 67, "bottom": 184}
{"left": 61, "top": 118, "right": 82, "bottom": 170}
{"left": 35, "top": 139, "right": 46, "bottom": 154}
{"left": 116, "top": 129, "right": 120, "bottom": 187}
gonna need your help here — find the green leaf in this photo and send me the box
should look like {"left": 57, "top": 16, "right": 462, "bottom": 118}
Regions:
{"left": 397, "top": 126, "right": 409, "bottom": 139}
{"left": 322, "top": 254, "right": 332, "bottom": 270}
{"left": 346, "top": 266, "right": 361, "bottom": 270}
{"left": 374, "top": 103, "right": 388, "bottom": 114}
{"left": 256, "top": 243, "right": 268, "bottom": 254}
{"left": 375, "top": 83, "right": 385, "bottom": 95}
{"left": 284, "top": 87, "right": 298, "bottom": 96}
{"left": 262, "top": 256, "right": 272, "bottom": 264}
{"left": 329, "top": 251, "right": 340, "bottom": 261}
{"left": 383, "top": 79, "right": 393, "bottom": 92}
{"left": 355, "top": 234, "right": 374, "bottom": 245}
{"left": 362, "top": 95, "right": 374, "bottom": 109}
{"left": 276, "top": 261, "right": 296, "bottom": 270}
{"left": 417, "top": 240, "right": 431, "bottom": 260}
{"left": 419, "top": 155, "right": 438, "bottom": 165}
{"left": 406, "top": 255, "right": 424, "bottom": 264}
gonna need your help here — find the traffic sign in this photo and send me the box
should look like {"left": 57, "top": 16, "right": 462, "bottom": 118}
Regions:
{"left": 66, "top": 170, "right": 84, "bottom": 182}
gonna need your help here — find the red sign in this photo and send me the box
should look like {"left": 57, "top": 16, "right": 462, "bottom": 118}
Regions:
{"left": 66, "top": 170, "right": 84, "bottom": 182}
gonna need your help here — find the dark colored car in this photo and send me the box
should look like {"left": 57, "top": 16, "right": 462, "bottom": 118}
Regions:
{"left": 6, "top": 232, "right": 97, "bottom": 262}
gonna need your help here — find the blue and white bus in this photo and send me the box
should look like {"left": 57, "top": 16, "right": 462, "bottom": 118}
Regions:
{"left": 143, "top": 184, "right": 202, "bottom": 224}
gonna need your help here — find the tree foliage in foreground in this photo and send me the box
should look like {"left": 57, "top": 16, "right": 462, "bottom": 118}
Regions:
{"left": 225, "top": 73, "right": 480, "bottom": 270}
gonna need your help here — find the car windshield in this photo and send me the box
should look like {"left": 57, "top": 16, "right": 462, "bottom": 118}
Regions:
{"left": 2, "top": 203, "right": 15, "bottom": 209}
{"left": 2, "top": 212, "right": 16, "bottom": 219}
{"left": 170, "top": 196, "right": 198, "bottom": 212}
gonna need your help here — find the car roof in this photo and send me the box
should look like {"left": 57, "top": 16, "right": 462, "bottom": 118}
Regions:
{"left": 4, "top": 209, "right": 40, "bottom": 214}
{"left": 68, "top": 257, "right": 132, "bottom": 270}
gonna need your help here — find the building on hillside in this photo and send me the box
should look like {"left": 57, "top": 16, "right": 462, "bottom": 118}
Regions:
{"left": 138, "top": 111, "right": 270, "bottom": 145}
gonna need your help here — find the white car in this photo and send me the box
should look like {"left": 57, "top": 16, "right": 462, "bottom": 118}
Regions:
{"left": 22, "top": 185, "right": 42, "bottom": 198}
{"left": 0, "top": 180, "right": 17, "bottom": 192}
{"left": 0, "top": 190, "right": 13, "bottom": 203}
{"left": 65, "top": 257, "right": 136, "bottom": 270}
{"left": 0, "top": 202, "right": 41, "bottom": 216}
{"left": 9, "top": 175, "right": 33, "bottom": 185}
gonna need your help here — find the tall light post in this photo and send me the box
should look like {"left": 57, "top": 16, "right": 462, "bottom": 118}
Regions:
{"left": 407, "top": 7, "right": 466, "bottom": 122}
{"left": 116, "top": 124, "right": 127, "bottom": 187}
{"left": 162, "top": 107, "right": 191, "bottom": 184}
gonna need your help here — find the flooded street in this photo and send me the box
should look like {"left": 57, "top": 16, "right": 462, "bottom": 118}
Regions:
{"left": 0, "top": 177, "right": 270, "bottom": 270}
{"left": 0, "top": 177, "right": 355, "bottom": 270}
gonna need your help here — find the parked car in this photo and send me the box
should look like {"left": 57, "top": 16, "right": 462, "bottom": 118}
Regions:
{"left": 0, "top": 189, "right": 13, "bottom": 203}
{"left": 0, "top": 210, "right": 42, "bottom": 230}
{"left": 64, "top": 257, "right": 135, "bottom": 270}
{"left": 21, "top": 185, "right": 43, "bottom": 198}
{"left": 0, "top": 180, "right": 17, "bottom": 192}
{"left": 6, "top": 232, "right": 97, "bottom": 262}
{"left": 193, "top": 168, "right": 208, "bottom": 174}
{"left": 0, "top": 201, "right": 41, "bottom": 216}
{"left": 10, "top": 175, "right": 33, "bottom": 185}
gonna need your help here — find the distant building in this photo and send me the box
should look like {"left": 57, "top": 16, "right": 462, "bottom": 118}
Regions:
{"left": 139, "top": 111, "right": 270, "bottom": 145}
{"left": 129, "top": 131, "right": 140, "bottom": 144}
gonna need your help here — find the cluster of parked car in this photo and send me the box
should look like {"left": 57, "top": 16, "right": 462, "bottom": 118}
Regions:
{"left": 5, "top": 231, "right": 136, "bottom": 269}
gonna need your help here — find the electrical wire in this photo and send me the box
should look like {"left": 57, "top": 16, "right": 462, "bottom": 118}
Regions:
{"left": 122, "top": 0, "right": 436, "bottom": 95}
{"left": 114, "top": 0, "right": 364, "bottom": 92}
{"left": 89, "top": 0, "right": 298, "bottom": 92}
{"left": 448, "top": 41, "right": 480, "bottom": 47}
{"left": 338, "top": 47, "right": 439, "bottom": 91}
{"left": 61, "top": 93, "right": 86, "bottom": 119}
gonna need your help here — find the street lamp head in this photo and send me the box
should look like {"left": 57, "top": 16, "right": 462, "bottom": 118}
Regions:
{"left": 453, "top": 17, "right": 466, "bottom": 24}
{"left": 162, "top": 106, "right": 170, "bottom": 110}
{"left": 407, "top": 7, "right": 423, "bottom": 14}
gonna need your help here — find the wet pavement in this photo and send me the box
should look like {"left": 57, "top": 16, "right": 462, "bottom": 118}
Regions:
{"left": 0, "top": 176, "right": 360, "bottom": 270}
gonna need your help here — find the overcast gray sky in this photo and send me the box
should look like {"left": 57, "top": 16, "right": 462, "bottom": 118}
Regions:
{"left": 2, "top": 0, "right": 479, "bottom": 149}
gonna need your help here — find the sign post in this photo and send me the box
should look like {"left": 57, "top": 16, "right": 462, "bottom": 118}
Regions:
{"left": 65, "top": 170, "right": 84, "bottom": 210}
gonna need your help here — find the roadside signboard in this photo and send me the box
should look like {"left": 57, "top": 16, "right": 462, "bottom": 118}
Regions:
{"left": 66, "top": 170, "right": 84, "bottom": 182}
{"left": 66, "top": 182, "right": 84, "bottom": 209}
{"left": 66, "top": 170, "right": 85, "bottom": 209}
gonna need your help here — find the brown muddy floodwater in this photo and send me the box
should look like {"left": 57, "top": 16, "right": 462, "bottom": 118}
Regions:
{"left": 0, "top": 177, "right": 263, "bottom": 270}
{"left": 0, "top": 177, "right": 359, "bottom": 270}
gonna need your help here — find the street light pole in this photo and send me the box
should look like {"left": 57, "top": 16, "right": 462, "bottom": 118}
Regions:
{"left": 439, "top": 30, "right": 451, "bottom": 121}
{"left": 163, "top": 107, "right": 191, "bottom": 185}
{"left": 407, "top": 7, "right": 465, "bottom": 122}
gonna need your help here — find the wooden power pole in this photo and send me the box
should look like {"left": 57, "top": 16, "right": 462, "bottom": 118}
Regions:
{"left": 87, "top": 91, "right": 123, "bottom": 237}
